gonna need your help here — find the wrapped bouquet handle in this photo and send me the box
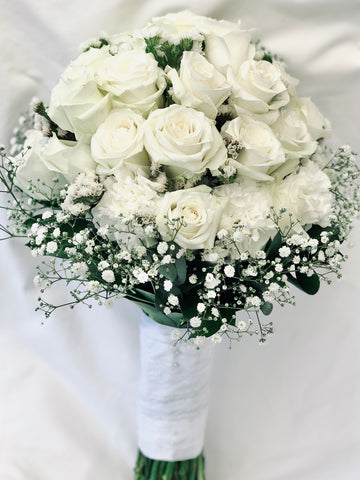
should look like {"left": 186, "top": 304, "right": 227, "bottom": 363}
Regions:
{"left": 136, "top": 313, "right": 215, "bottom": 478}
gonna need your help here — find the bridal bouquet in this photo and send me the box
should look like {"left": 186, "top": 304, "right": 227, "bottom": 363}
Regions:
{"left": 1, "top": 10, "right": 359, "bottom": 480}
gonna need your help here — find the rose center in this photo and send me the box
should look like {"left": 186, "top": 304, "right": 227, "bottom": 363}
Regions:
{"left": 253, "top": 61, "right": 279, "bottom": 88}
{"left": 111, "top": 122, "right": 135, "bottom": 147}
{"left": 167, "top": 116, "right": 198, "bottom": 139}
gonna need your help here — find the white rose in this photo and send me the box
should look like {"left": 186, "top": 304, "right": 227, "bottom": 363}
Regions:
{"left": 229, "top": 60, "right": 290, "bottom": 123}
{"left": 156, "top": 185, "right": 227, "bottom": 250}
{"left": 91, "top": 109, "right": 149, "bottom": 175}
{"left": 143, "top": 11, "right": 204, "bottom": 42}
{"left": 96, "top": 50, "right": 166, "bottom": 116}
{"left": 214, "top": 181, "right": 275, "bottom": 255}
{"left": 106, "top": 32, "right": 146, "bottom": 52}
{"left": 48, "top": 47, "right": 113, "bottom": 141}
{"left": 145, "top": 11, "right": 248, "bottom": 43}
{"left": 39, "top": 136, "right": 97, "bottom": 183}
{"left": 204, "top": 30, "right": 255, "bottom": 79}
{"left": 222, "top": 116, "right": 285, "bottom": 181}
{"left": 294, "top": 97, "right": 331, "bottom": 140}
{"left": 144, "top": 104, "right": 227, "bottom": 179}
{"left": 272, "top": 160, "right": 333, "bottom": 227}
{"left": 14, "top": 131, "right": 67, "bottom": 200}
{"left": 272, "top": 107, "right": 318, "bottom": 161}
{"left": 273, "top": 60, "right": 299, "bottom": 98}
{"left": 166, "top": 51, "right": 231, "bottom": 119}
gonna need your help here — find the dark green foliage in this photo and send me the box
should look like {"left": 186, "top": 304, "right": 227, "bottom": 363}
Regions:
{"left": 145, "top": 36, "right": 194, "bottom": 70}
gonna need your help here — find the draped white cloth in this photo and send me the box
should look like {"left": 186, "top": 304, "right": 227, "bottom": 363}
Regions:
{"left": 0, "top": 1, "right": 360, "bottom": 479}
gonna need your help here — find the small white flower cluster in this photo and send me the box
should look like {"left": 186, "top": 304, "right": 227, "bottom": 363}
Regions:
{"left": 62, "top": 171, "right": 104, "bottom": 215}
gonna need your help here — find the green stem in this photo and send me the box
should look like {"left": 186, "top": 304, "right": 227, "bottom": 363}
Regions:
{"left": 149, "top": 460, "right": 159, "bottom": 480}
{"left": 163, "top": 462, "right": 174, "bottom": 479}
{"left": 134, "top": 450, "right": 205, "bottom": 480}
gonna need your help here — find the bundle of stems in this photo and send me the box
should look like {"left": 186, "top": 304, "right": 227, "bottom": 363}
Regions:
{"left": 134, "top": 450, "right": 205, "bottom": 480}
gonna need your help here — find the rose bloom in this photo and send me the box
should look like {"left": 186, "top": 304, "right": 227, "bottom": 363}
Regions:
{"left": 39, "top": 136, "right": 96, "bottom": 183}
{"left": 293, "top": 97, "right": 331, "bottom": 141}
{"left": 143, "top": 10, "right": 205, "bottom": 42}
{"left": 91, "top": 108, "right": 149, "bottom": 175}
{"left": 272, "top": 160, "right": 333, "bottom": 228}
{"left": 222, "top": 116, "right": 285, "bottom": 181}
{"left": 229, "top": 59, "right": 290, "bottom": 123}
{"left": 272, "top": 107, "right": 318, "bottom": 162}
{"left": 48, "top": 47, "right": 113, "bottom": 141}
{"left": 144, "top": 10, "right": 250, "bottom": 40}
{"left": 156, "top": 185, "right": 228, "bottom": 250}
{"left": 204, "top": 29, "right": 255, "bottom": 80}
{"left": 144, "top": 104, "right": 227, "bottom": 179}
{"left": 14, "top": 130, "right": 96, "bottom": 199}
{"left": 14, "top": 131, "right": 66, "bottom": 200}
{"left": 96, "top": 49, "right": 166, "bottom": 116}
{"left": 166, "top": 51, "right": 231, "bottom": 119}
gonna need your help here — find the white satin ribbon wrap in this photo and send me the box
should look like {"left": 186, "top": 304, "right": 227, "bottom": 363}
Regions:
{"left": 137, "top": 313, "right": 215, "bottom": 461}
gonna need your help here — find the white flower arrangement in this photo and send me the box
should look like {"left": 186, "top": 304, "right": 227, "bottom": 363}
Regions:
{"left": 1, "top": 10, "right": 360, "bottom": 480}
{"left": 1, "top": 11, "right": 359, "bottom": 344}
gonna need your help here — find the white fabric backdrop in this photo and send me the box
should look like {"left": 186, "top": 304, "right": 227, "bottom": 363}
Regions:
{"left": 0, "top": 1, "right": 360, "bottom": 479}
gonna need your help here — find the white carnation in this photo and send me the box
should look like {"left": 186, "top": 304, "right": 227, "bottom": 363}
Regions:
{"left": 273, "top": 160, "right": 333, "bottom": 228}
{"left": 214, "top": 181, "right": 275, "bottom": 256}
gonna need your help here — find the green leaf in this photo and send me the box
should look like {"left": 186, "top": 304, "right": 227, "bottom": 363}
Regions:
{"left": 261, "top": 301, "right": 273, "bottom": 316}
{"left": 265, "top": 231, "right": 282, "bottom": 259}
{"left": 287, "top": 272, "right": 320, "bottom": 295}
{"left": 190, "top": 318, "right": 222, "bottom": 338}
{"left": 262, "top": 53, "right": 273, "bottom": 63}
{"left": 296, "top": 271, "right": 320, "bottom": 295}
{"left": 158, "top": 263, "right": 178, "bottom": 281}
{"left": 174, "top": 256, "right": 187, "bottom": 285}
{"left": 179, "top": 291, "right": 199, "bottom": 322}
{"left": 134, "top": 288, "right": 155, "bottom": 304}
{"left": 130, "top": 300, "right": 180, "bottom": 327}
{"left": 167, "top": 312, "right": 183, "bottom": 326}
{"left": 219, "top": 307, "right": 236, "bottom": 325}
{"left": 307, "top": 224, "right": 340, "bottom": 243}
